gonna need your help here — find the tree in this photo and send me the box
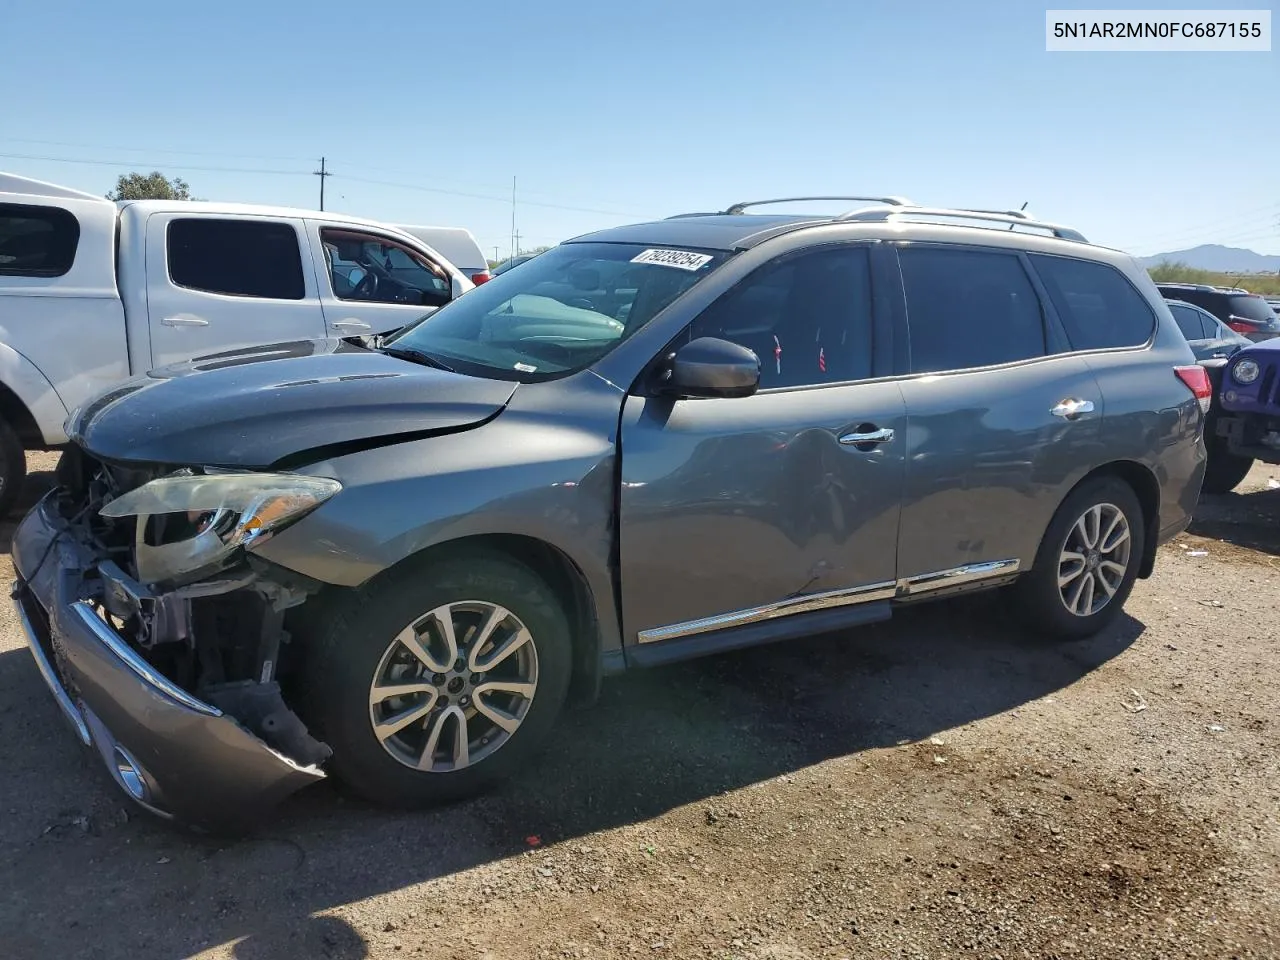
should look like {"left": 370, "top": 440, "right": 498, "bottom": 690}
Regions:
{"left": 106, "top": 171, "right": 195, "bottom": 201}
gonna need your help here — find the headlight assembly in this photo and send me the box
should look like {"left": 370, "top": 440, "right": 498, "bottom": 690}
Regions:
{"left": 1232, "top": 358, "right": 1260, "bottom": 385}
{"left": 100, "top": 472, "right": 341, "bottom": 584}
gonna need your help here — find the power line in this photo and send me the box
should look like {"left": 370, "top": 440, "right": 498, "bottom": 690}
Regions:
{"left": 332, "top": 172, "right": 646, "bottom": 218}
{"left": 0, "top": 151, "right": 305, "bottom": 176}
{"left": 0, "top": 136, "right": 315, "bottom": 163}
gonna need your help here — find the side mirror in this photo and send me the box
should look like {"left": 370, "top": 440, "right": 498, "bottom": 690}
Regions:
{"left": 665, "top": 336, "right": 760, "bottom": 399}
{"left": 450, "top": 275, "right": 469, "bottom": 300}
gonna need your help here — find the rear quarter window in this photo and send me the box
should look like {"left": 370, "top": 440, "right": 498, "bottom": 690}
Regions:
{"left": 0, "top": 203, "right": 80, "bottom": 277}
{"left": 1030, "top": 255, "right": 1155, "bottom": 350}
{"left": 168, "top": 218, "right": 305, "bottom": 300}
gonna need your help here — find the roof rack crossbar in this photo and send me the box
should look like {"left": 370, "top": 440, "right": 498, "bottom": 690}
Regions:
{"left": 722, "top": 195, "right": 915, "bottom": 216}
{"left": 837, "top": 205, "right": 1087, "bottom": 242}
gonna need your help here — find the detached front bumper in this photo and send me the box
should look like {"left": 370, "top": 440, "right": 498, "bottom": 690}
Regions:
{"left": 11, "top": 499, "right": 324, "bottom": 829}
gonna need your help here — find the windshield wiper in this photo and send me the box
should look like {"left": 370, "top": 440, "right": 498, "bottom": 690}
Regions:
{"left": 380, "top": 345, "right": 455, "bottom": 373}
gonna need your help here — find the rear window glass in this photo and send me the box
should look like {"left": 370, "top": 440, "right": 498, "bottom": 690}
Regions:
{"left": 1030, "top": 255, "right": 1155, "bottom": 350}
{"left": 1227, "top": 295, "right": 1277, "bottom": 324}
{"left": 898, "top": 247, "right": 1047, "bottom": 373}
{"left": 168, "top": 218, "right": 305, "bottom": 300}
{"left": 0, "top": 203, "right": 80, "bottom": 277}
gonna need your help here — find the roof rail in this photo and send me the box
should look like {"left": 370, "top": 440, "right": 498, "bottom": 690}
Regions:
{"left": 837, "top": 205, "right": 1088, "bottom": 243}
{"left": 722, "top": 195, "right": 915, "bottom": 216}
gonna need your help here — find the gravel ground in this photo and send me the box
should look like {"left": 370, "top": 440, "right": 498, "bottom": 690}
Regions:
{"left": 0, "top": 452, "right": 1277, "bottom": 960}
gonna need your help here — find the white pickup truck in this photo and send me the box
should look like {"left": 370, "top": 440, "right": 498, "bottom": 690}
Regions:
{"left": 0, "top": 173, "right": 475, "bottom": 513}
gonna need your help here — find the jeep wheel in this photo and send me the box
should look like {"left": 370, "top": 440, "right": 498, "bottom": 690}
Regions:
{"left": 1013, "top": 477, "right": 1145, "bottom": 641}
{"left": 296, "top": 551, "right": 573, "bottom": 807}
{"left": 0, "top": 418, "right": 27, "bottom": 518}
{"left": 1201, "top": 437, "right": 1253, "bottom": 495}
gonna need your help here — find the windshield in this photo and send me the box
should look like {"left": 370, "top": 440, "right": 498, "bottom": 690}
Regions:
{"left": 1228, "top": 295, "right": 1278, "bottom": 324}
{"left": 383, "top": 242, "right": 727, "bottom": 381}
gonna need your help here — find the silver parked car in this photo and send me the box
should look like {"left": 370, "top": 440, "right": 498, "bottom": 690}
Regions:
{"left": 13, "top": 196, "right": 1209, "bottom": 829}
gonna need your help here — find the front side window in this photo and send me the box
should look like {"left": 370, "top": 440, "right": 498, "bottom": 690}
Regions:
{"left": 899, "top": 247, "right": 1048, "bottom": 373}
{"left": 321, "top": 228, "right": 451, "bottom": 307}
{"left": 168, "top": 218, "right": 304, "bottom": 299}
{"left": 0, "top": 203, "right": 80, "bottom": 277}
{"left": 1030, "top": 254, "right": 1155, "bottom": 351}
{"left": 384, "top": 242, "right": 727, "bottom": 381}
{"left": 689, "top": 245, "right": 874, "bottom": 388}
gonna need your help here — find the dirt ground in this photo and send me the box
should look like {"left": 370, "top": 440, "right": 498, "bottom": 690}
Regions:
{"left": 0, "top": 451, "right": 1277, "bottom": 960}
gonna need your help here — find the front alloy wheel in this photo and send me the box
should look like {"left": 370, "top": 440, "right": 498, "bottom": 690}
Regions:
{"left": 298, "top": 551, "right": 572, "bottom": 808}
{"left": 1057, "top": 502, "right": 1131, "bottom": 617}
{"left": 369, "top": 601, "right": 539, "bottom": 772}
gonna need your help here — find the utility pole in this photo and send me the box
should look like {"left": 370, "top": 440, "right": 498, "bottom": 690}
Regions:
{"left": 313, "top": 157, "right": 332, "bottom": 211}
{"left": 514, "top": 231, "right": 521, "bottom": 257}
{"left": 510, "top": 176, "right": 517, "bottom": 261}
{"left": 493, "top": 245, "right": 499, "bottom": 265}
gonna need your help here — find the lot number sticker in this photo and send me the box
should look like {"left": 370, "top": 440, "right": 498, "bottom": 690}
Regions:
{"left": 631, "top": 248, "right": 714, "bottom": 271}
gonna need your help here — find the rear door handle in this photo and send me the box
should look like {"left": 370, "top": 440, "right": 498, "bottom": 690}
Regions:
{"left": 331, "top": 318, "right": 373, "bottom": 332}
{"left": 1050, "top": 398, "right": 1095, "bottom": 419}
{"left": 160, "top": 316, "right": 209, "bottom": 327}
{"left": 839, "top": 427, "right": 895, "bottom": 445}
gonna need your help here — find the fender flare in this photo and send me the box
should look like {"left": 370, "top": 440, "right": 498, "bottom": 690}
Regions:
{"left": 0, "top": 342, "right": 70, "bottom": 445}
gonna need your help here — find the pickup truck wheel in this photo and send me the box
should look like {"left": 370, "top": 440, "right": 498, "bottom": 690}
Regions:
{"left": 297, "top": 552, "right": 573, "bottom": 808}
{"left": 0, "top": 418, "right": 27, "bottom": 518}
{"left": 1201, "top": 438, "right": 1253, "bottom": 495}
{"left": 1013, "top": 478, "right": 1145, "bottom": 642}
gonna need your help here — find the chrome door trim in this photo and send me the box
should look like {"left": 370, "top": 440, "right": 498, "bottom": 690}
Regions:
{"left": 897, "top": 558, "right": 1020, "bottom": 596}
{"left": 636, "top": 580, "right": 897, "bottom": 644}
{"left": 635, "top": 559, "right": 1021, "bottom": 645}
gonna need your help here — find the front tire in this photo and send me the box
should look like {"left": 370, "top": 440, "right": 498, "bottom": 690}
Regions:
{"left": 1013, "top": 477, "right": 1145, "bottom": 641}
{"left": 0, "top": 418, "right": 27, "bottom": 518}
{"left": 296, "top": 551, "right": 573, "bottom": 808}
{"left": 1201, "top": 437, "right": 1253, "bottom": 495}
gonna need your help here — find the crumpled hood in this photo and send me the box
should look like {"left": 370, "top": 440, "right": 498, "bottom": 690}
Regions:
{"left": 68, "top": 338, "right": 517, "bottom": 468}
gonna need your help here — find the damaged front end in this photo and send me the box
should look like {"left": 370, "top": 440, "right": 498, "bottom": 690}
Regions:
{"left": 11, "top": 448, "right": 334, "bottom": 829}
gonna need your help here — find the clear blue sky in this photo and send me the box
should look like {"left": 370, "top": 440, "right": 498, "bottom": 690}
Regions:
{"left": 3, "top": 0, "right": 1276, "bottom": 259}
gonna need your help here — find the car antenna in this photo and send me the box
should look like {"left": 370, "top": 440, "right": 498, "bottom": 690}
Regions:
{"left": 1010, "top": 200, "right": 1029, "bottom": 230}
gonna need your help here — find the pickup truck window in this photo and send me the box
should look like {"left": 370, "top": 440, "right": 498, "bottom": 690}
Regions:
{"left": 320, "top": 228, "right": 451, "bottom": 307}
{"left": 167, "top": 219, "right": 305, "bottom": 300}
{"left": 0, "top": 202, "right": 80, "bottom": 278}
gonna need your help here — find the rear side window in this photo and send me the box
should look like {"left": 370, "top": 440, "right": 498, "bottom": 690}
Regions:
{"left": 168, "top": 219, "right": 305, "bottom": 300}
{"left": 1031, "top": 255, "right": 1155, "bottom": 350}
{"left": 898, "top": 247, "right": 1047, "bottom": 373}
{"left": 1169, "top": 303, "right": 1208, "bottom": 341}
{"left": 0, "top": 203, "right": 80, "bottom": 277}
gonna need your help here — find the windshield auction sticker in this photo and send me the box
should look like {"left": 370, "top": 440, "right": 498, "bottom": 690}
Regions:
{"left": 631, "top": 249, "right": 714, "bottom": 271}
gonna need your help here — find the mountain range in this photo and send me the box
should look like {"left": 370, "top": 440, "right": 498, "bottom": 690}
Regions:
{"left": 1139, "top": 244, "right": 1280, "bottom": 273}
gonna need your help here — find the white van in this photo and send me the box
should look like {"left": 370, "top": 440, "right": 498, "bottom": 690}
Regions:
{"left": 395, "top": 224, "right": 490, "bottom": 285}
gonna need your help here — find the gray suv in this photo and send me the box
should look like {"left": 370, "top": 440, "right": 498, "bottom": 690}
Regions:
{"left": 12, "top": 196, "right": 1208, "bottom": 829}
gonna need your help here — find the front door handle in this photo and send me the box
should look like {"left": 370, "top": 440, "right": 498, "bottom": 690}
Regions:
{"left": 161, "top": 316, "right": 209, "bottom": 327}
{"left": 1050, "top": 398, "right": 1095, "bottom": 420}
{"left": 332, "top": 318, "right": 373, "bottom": 332}
{"left": 839, "top": 427, "right": 895, "bottom": 446}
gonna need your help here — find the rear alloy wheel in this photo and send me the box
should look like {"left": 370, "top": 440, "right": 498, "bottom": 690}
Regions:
{"left": 298, "top": 552, "right": 572, "bottom": 807}
{"left": 1013, "top": 477, "right": 1145, "bottom": 641}
{"left": 1056, "top": 502, "right": 1132, "bottom": 618}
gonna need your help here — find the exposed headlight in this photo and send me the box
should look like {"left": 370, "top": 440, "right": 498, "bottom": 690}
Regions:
{"left": 1232, "top": 358, "right": 1260, "bottom": 385}
{"left": 100, "top": 472, "right": 341, "bottom": 584}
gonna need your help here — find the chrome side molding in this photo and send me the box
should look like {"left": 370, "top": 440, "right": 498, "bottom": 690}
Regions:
{"left": 636, "top": 559, "right": 1020, "bottom": 645}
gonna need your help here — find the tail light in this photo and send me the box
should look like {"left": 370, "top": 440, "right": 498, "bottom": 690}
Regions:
{"left": 1227, "top": 320, "right": 1255, "bottom": 335}
{"left": 471, "top": 271, "right": 492, "bottom": 285}
{"left": 1174, "top": 365, "right": 1212, "bottom": 414}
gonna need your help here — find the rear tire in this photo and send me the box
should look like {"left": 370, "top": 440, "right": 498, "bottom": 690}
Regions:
{"left": 1012, "top": 477, "right": 1145, "bottom": 642}
{"left": 0, "top": 418, "right": 27, "bottom": 518}
{"left": 295, "top": 550, "right": 573, "bottom": 808}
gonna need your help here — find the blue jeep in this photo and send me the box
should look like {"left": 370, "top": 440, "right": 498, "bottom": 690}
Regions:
{"left": 1214, "top": 338, "right": 1280, "bottom": 490}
